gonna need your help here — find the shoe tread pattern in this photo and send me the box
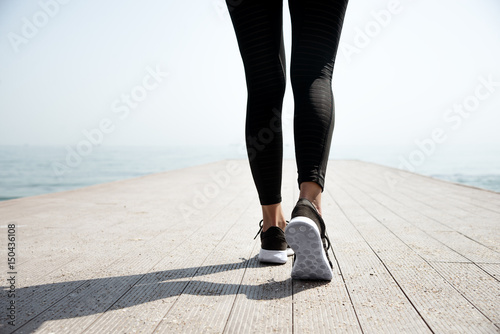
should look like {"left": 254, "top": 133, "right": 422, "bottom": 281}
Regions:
{"left": 285, "top": 217, "right": 333, "bottom": 280}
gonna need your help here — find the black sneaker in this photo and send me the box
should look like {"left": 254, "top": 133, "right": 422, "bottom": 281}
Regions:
{"left": 254, "top": 220, "right": 293, "bottom": 264}
{"left": 285, "top": 198, "right": 333, "bottom": 280}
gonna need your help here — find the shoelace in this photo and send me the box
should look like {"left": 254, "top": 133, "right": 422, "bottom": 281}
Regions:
{"left": 323, "top": 232, "right": 333, "bottom": 268}
{"left": 253, "top": 220, "right": 264, "bottom": 240}
{"left": 322, "top": 231, "right": 332, "bottom": 251}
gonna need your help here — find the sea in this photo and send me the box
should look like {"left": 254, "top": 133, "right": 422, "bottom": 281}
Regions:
{"left": 0, "top": 144, "right": 499, "bottom": 201}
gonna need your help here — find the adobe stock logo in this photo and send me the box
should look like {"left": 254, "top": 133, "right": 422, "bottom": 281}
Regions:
{"left": 178, "top": 161, "right": 243, "bottom": 221}
{"left": 213, "top": 0, "right": 244, "bottom": 20}
{"left": 7, "top": 0, "right": 72, "bottom": 53}
{"left": 385, "top": 74, "right": 500, "bottom": 189}
{"left": 51, "top": 65, "right": 169, "bottom": 177}
{"left": 340, "top": 0, "right": 403, "bottom": 63}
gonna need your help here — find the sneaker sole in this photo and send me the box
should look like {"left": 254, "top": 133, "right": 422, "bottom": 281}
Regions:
{"left": 285, "top": 216, "right": 333, "bottom": 280}
{"left": 258, "top": 249, "right": 288, "bottom": 264}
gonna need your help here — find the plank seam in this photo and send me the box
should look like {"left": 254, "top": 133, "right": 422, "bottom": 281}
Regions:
{"left": 329, "top": 188, "right": 435, "bottom": 334}
{"left": 221, "top": 237, "right": 260, "bottom": 334}
{"left": 339, "top": 170, "right": 500, "bottom": 283}
{"left": 326, "top": 188, "right": 365, "bottom": 334}
{"left": 333, "top": 174, "right": 498, "bottom": 329}
{"left": 150, "top": 185, "right": 254, "bottom": 333}
{"left": 77, "top": 183, "right": 253, "bottom": 334}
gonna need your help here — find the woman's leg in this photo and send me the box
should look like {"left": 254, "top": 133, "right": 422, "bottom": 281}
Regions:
{"left": 289, "top": 0, "right": 349, "bottom": 211}
{"left": 285, "top": 0, "right": 348, "bottom": 280}
{"left": 227, "top": 0, "right": 287, "bottom": 231}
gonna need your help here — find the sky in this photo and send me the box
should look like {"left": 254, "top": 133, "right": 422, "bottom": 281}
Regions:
{"left": 1, "top": 0, "right": 500, "bottom": 155}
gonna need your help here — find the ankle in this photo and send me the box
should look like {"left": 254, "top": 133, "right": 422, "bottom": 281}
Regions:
{"left": 309, "top": 198, "right": 322, "bottom": 216}
{"left": 262, "top": 203, "right": 287, "bottom": 231}
{"left": 299, "top": 182, "right": 322, "bottom": 216}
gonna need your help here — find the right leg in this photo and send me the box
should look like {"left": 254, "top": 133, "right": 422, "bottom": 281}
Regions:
{"left": 227, "top": 0, "right": 287, "bottom": 232}
{"left": 289, "top": 0, "right": 348, "bottom": 214}
{"left": 285, "top": 0, "right": 349, "bottom": 280}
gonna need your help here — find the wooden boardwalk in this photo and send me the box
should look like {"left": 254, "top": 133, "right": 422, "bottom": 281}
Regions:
{"left": 1, "top": 160, "right": 499, "bottom": 333}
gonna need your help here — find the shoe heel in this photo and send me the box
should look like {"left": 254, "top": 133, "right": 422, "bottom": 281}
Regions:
{"left": 285, "top": 217, "right": 333, "bottom": 280}
{"left": 258, "top": 249, "right": 287, "bottom": 264}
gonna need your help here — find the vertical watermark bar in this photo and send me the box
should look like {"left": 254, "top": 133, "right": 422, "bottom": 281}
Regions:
{"left": 6, "top": 223, "right": 17, "bottom": 327}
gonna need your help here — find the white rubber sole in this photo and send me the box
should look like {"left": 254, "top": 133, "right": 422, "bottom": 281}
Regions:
{"left": 258, "top": 249, "right": 288, "bottom": 264}
{"left": 285, "top": 216, "right": 333, "bottom": 280}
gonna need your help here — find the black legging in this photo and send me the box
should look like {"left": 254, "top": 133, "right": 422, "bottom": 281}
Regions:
{"left": 227, "top": 0, "right": 348, "bottom": 205}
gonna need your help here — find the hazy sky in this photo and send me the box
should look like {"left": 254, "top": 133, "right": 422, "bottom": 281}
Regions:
{"left": 1, "top": 0, "right": 500, "bottom": 150}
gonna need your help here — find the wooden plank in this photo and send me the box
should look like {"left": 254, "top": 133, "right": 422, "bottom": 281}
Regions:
{"left": 322, "top": 191, "right": 431, "bottom": 332}
{"left": 332, "top": 165, "right": 476, "bottom": 264}
{"left": 478, "top": 264, "right": 500, "bottom": 280}
{"left": 1, "top": 159, "right": 498, "bottom": 333}
{"left": 347, "top": 160, "right": 500, "bottom": 220}
{"left": 283, "top": 162, "right": 361, "bottom": 334}
{"left": 342, "top": 160, "right": 500, "bottom": 223}
{"left": 371, "top": 162, "right": 500, "bottom": 256}
{"left": 328, "top": 169, "right": 499, "bottom": 333}
{"left": 367, "top": 160, "right": 500, "bottom": 213}
{"left": 152, "top": 203, "right": 258, "bottom": 333}
{"left": 223, "top": 242, "right": 293, "bottom": 334}
{"left": 11, "top": 208, "right": 249, "bottom": 333}
{"left": 2, "top": 160, "right": 253, "bottom": 334}
{"left": 223, "top": 161, "right": 295, "bottom": 334}
{"left": 82, "top": 193, "right": 253, "bottom": 334}
{"left": 335, "top": 161, "right": 500, "bottom": 258}
{"left": 9, "top": 161, "right": 253, "bottom": 280}
{"left": 429, "top": 262, "right": 500, "bottom": 325}
{"left": 359, "top": 161, "right": 500, "bottom": 228}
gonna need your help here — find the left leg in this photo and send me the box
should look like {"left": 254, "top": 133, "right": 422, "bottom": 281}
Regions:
{"left": 226, "top": 0, "right": 287, "bottom": 233}
{"left": 227, "top": 0, "right": 290, "bottom": 264}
